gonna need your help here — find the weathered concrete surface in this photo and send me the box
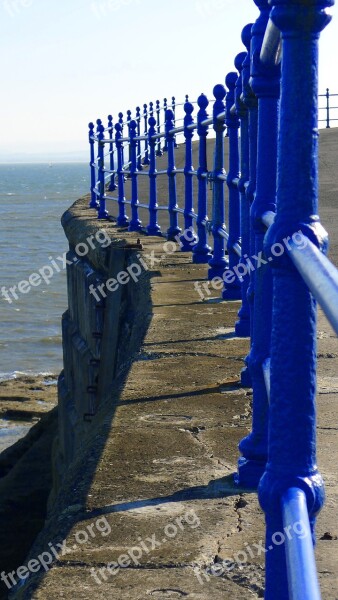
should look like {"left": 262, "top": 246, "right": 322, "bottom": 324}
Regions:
{"left": 6, "top": 129, "right": 338, "bottom": 600}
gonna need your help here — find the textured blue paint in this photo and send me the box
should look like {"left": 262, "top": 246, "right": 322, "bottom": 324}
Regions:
{"left": 259, "top": 0, "right": 333, "bottom": 597}
{"left": 143, "top": 104, "right": 150, "bottom": 166}
{"left": 147, "top": 115, "right": 162, "bottom": 236}
{"left": 223, "top": 73, "right": 242, "bottom": 300}
{"left": 115, "top": 122, "right": 129, "bottom": 227}
{"left": 97, "top": 124, "right": 108, "bottom": 220}
{"left": 156, "top": 100, "right": 163, "bottom": 157}
{"left": 88, "top": 122, "right": 98, "bottom": 209}
{"left": 107, "top": 115, "right": 117, "bottom": 192}
{"left": 166, "top": 109, "right": 181, "bottom": 241}
{"left": 128, "top": 119, "right": 142, "bottom": 232}
{"left": 180, "top": 102, "right": 197, "bottom": 251}
{"left": 241, "top": 23, "right": 258, "bottom": 387}
{"left": 237, "top": 2, "right": 280, "bottom": 489}
{"left": 208, "top": 85, "right": 229, "bottom": 280}
{"left": 192, "top": 94, "right": 212, "bottom": 264}
{"left": 234, "top": 51, "right": 251, "bottom": 339}
{"left": 136, "top": 106, "right": 143, "bottom": 172}
{"left": 163, "top": 98, "right": 168, "bottom": 152}
{"left": 118, "top": 112, "right": 125, "bottom": 167}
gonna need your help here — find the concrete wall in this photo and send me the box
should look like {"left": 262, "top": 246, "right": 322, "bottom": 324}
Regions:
{"left": 52, "top": 198, "right": 152, "bottom": 494}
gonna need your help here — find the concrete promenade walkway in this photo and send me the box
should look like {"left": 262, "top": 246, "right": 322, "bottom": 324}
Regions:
{"left": 11, "top": 129, "right": 338, "bottom": 600}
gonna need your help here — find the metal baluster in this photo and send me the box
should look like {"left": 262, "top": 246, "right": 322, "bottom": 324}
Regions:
{"left": 89, "top": 122, "right": 98, "bottom": 209}
{"left": 223, "top": 73, "right": 241, "bottom": 299}
{"left": 234, "top": 51, "right": 251, "bottom": 338}
{"left": 128, "top": 120, "right": 142, "bottom": 232}
{"left": 107, "top": 115, "right": 116, "bottom": 192}
{"left": 179, "top": 101, "right": 197, "bottom": 251}
{"left": 97, "top": 124, "right": 108, "bottom": 220}
{"left": 236, "top": 1, "right": 280, "bottom": 489}
{"left": 143, "top": 104, "right": 150, "bottom": 165}
{"left": 192, "top": 94, "right": 212, "bottom": 263}
{"left": 156, "top": 100, "right": 163, "bottom": 157}
{"left": 147, "top": 116, "right": 162, "bottom": 236}
{"left": 136, "top": 106, "right": 143, "bottom": 171}
{"left": 163, "top": 98, "right": 168, "bottom": 152}
{"left": 259, "top": 1, "right": 331, "bottom": 596}
{"left": 165, "top": 109, "right": 181, "bottom": 240}
{"left": 208, "top": 85, "right": 229, "bottom": 279}
{"left": 115, "top": 122, "right": 129, "bottom": 227}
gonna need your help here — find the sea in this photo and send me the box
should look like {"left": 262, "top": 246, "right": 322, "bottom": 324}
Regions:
{"left": 0, "top": 163, "right": 89, "bottom": 381}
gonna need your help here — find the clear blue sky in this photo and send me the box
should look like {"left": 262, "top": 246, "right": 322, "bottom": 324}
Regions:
{"left": 0, "top": 0, "right": 336, "bottom": 160}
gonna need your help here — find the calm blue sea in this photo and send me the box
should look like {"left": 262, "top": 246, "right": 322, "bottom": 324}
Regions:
{"left": 0, "top": 163, "right": 89, "bottom": 379}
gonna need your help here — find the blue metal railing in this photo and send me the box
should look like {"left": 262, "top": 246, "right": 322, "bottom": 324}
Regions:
{"left": 88, "top": 1, "right": 337, "bottom": 598}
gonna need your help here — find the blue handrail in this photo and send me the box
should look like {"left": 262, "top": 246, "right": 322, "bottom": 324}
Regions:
{"left": 282, "top": 488, "right": 321, "bottom": 600}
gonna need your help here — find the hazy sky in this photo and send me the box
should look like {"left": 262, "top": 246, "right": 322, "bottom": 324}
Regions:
{"left": 0, "top": 0, "right": 336, "bottom": 159}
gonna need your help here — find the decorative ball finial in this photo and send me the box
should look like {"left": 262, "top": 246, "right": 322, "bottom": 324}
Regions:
{"left": 213, "top": 84, "right": 226, "bottom": 101}
{"left": 197, "top": 93, "right": 209, "bottom": 109}
{"left": 115, "top": 122, "right": 122, "bottom": 133}
{"left": 184, "top": 101, "right": 194, "bottom": 115}
{"left": 235, "top": 51, "right": 247, "bottom": 72}
{"left": 241, "top": 23, "right": 253, "bottom": 50}
{"left": 225, "top": 72, "right": 238, "bottom": 90}
{"left": 96, "top": 118, "right": 102, "bottom": 126}
{"left": 148, "top": 116, "right": 157, "bottom": 128}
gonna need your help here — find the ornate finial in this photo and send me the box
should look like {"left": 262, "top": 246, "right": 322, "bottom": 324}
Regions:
{"left": 127, "top": 110, "right": 132, "bottom": 120}
{"left": 234, "top": 52, "right": 247, "bottom": 73}
{"left": 184, "top": 101, "right": 194, "bottom": 115}
{"left": 136, "top": 106, "right": 141, "bottom": 119}
{"left": 225, "top": 72, "right": 238, "bottom": 90}
{"left": 96, "top": 118, "right": 102, "bottom": 126}
{"left": 241, "top": 23, "right": 253, "bottom": 51}
{"left": 165, "top": 108, "right": 175, "bottom": 122}
{"left": 115, "top": 122, "right": 122, "bottom": 134}
{"left": 185, "top": 94, "right": 189, "bottom": 103}
{"left": 156, "top": 99, "right": 160, "bottom": 109}
{"left": 108, "top": 114, "right": 113, "bottom": 122}
{"left": 148, "top": 115, "right": 157, "bottom": 130}
{"left": 213, "top": 84, "right": 226, "bottom": 102}
{"left": 129, "top": 119, "right": 137, "bottom": 132}
{"left": 89, "top": 122, "right": 95, "bottom": 130}
{"left": 149, "top": 101, "right": 154, "bottom": 115}
{"left": 197, "top": 93, "right": 209, "bottom": 110}
{"left": 143, "top": 103, "right": 147, "bottom": 110}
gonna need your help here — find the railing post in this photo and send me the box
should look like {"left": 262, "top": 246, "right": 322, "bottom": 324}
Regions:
{"left": 180, "top": 101, "right": 197, "bottom": 251}
{"left": 241, "top": 23, "right": 258, "bottom": 387}
{"left": 234, "top": 51, "right": 251, "bottom": 337}
{"left": 208, "top": 85, "right": 229, "bottom": 279}
{"left": 136, "top": 106, "right": 143, "bottom": 171}
{"left": 172, "top": 96, "right": 178, "bottom": 147}
{"left": 163, "top": 98, "right": 168, "bottom": 152}
{"left": 115, "top": 122, "right": 129, "bottom": 227}
{"left": 107, "top": 115, "right": 116, "bottom": 192}
{"left": 127, "top": 109, "right": 132, "bottom": 169}
{"left": 147, "top": 116, "right": 162, "bottom": 236}
{"left": 259, "top": 1, "right": 332, "bottom": 597}
{"left": 143, "top": 104, "right": 150, "bottom": 165}
{"left": 128, "top": 120, "right": 142, "bottom": 232}
{"left": 156, "top": 100, "right": 163, "bottom": 157}
{"left": 166, "top": 109, "right": 182, "bottom": 240}
{"left": 236, "top": 0, "right": 281, "bottom": 489}
{"left": 192, "top": 94, "right": 212, "bottom": 264}
{"left": 89, "top": 122, "right": 98, "bottom": 209}
{"left": 326, "top": 87, "right": 330, "bottom": 128}
{"left": 118, "top": 112, "right": 124, "bottom": 166}
{"left": 97, "top": 124, "right": 108, "bottom": 220}
{"left": 223, "top": 73, "right": 241, "bottom": 300}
